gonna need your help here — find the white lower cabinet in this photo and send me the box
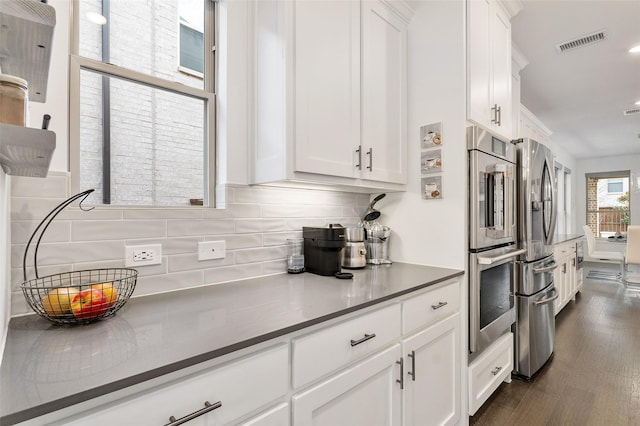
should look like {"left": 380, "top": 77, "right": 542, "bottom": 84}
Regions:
{"left": 553, "top": 240, "right": 579, "bottom": 315}
{"left": 401, "top": 314, "right": 461, "bottom": 426}
{"left": 60, "top": 344, "right": 289, "bottom": 426}
{"left": 43, "top": 280, "right": 463, "bottom": 426}
{"left": 468, "top": 332, "right": 513, "bottom": 416}
{"left": 238, "top": 403, "right": 289, "bottom": 426}
{"left": 292, "top": 344, "right": 402, "bottom": 425}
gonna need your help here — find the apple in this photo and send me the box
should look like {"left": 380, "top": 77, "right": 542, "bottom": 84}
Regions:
{"left": 42, "top": 287, "right": 80, "bottom": 316}
{"left": 91, "top": 282, "right": 118, "bottom": 307}
{"left": 71, "top": 289, "right": 109, "bottom": 319}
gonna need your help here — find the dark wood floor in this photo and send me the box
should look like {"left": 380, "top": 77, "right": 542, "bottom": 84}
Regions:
{"left": 470, "top": 263, "right": 640, "bottom": 425}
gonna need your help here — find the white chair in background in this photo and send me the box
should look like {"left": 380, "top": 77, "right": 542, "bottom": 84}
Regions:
{"left": 624, "top": 226, "right": 640, "bottom": 288}
{"left": 582, "top": 225, "right": 625, "bottom": 280}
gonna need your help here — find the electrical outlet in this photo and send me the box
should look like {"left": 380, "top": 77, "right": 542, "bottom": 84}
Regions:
{"left": 125, "top": 244, "right": 162, "bottom": 267}
{"left": 198, "top": 241, "right": 225, "bottom": 261}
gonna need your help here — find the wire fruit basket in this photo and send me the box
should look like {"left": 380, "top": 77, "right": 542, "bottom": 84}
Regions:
{"left": 20, "top": 190, "right": 138, "bottom": 325}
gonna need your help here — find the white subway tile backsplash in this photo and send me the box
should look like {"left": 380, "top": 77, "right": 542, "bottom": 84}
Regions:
{"left": 12, "top": 241, "right": 125, "bottom": 267}
{"left": 168, "top": 252, "right": 235, "bottom": 273}
{"left": 236, "top": 246, "right": 286, "bottom": 264}
{"left": 216, "top": 234, "right": 262, "bottom": 250}
{"left": 9, "top": 175, "right": 365, "bottom": 317}
{"left": 203, "top": 263, "right": 264, "bottom": 285}
{"left": 72, "top": 220, "right": 167, "bottom": 241}
{"left": 12, "top": 220, "right": 70, "bottom": 244}
{"left": 123, "top": 209, "right": 204, "bottom": 220}
{"left": 134, "top": 270, "right": 204, "bottom": 296}
{"left": 167, "top": 219, "right": 235, "bottom": 237}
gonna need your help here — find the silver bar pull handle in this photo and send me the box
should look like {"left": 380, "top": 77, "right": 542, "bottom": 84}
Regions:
{"left": 396, "top": 358, "right": 404, "bottom": 389}
{"left": 477, "top": 248, "right": 525, "bottom": 265}
{"left": 496, "top": 105, "right": 502, "bottom": 126}
{"left": 166, "top": 401, "right": 222, "bottom": 426}
{"left": 407, "top": 351, "right": 416, "bottom": 381}
{"left": 350, "top": 333, "right": 376, "bottom": 347}
{"left": 491, "top": 366, "right": 502, "bottom": 376}
{"left": 356, "top": 145, "right": 362, "bottom": 170}
{"left": 366, "top": 148, "right": 373, "bottom": 171}
{"left": 491, "top": 104, "right": 498, "bottom": 124}
{"left": 533, "top": 262, "right": 558, "bottom": 274}
{"left": 431, "top": 301, "right": 448, "bottom": 310}
{"left": 535, "top": 288, "right": 559, "bottom": 306}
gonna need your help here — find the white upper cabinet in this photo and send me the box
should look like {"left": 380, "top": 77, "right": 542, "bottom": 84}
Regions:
{"left": 467, "top": 0, "right": 522, "bottom": 139}
{"left": 293, "top": 1, "right": 360, "bottom": 179}
{"left": 253, "top": 0, "right": 412, "bottom": 192}
{"left": 361, "top": 1, "right": 407, "bottom": 184}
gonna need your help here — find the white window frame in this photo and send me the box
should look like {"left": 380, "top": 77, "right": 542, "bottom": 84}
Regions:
{"left": 69, "top": 0, "right": 216, "bottom": 207}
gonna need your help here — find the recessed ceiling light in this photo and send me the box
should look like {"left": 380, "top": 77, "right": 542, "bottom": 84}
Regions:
{"left": 636, "top": 100, "right": 640, "bottom": 105}
{"left": 630, "top": 44, "right": 640, "bottom": 53}
{"left": 86, "top": 12, "right": 107, "bottom": 25}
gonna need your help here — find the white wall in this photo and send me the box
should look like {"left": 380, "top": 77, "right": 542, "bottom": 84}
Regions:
{"left": 382, "top": 0, "right": 467, "bottom": 270}
{"left": 0, "top": 169, "right": 9, "bottom": 358}
{"left": 576, "top": 154, "right": 640, "bottom": 230}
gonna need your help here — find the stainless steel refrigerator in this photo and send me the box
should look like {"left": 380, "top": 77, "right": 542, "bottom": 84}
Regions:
{"left": 513, "top": 137, "right": 558, "bottom": 379}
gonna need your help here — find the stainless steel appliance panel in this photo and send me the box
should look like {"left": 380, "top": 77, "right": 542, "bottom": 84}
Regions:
{"left": 515, "top": 284, "right": 557, "bottom": 379}
{"left": 516, "top": 254, "right": 557, "bottom": 295}
{"left": 576, "top": 239, "right": 584, "bottom": 270}
{"left": 515, "top": 138, "right": 557, "bottom": 262}
{"left": 468, "top": 126, "right": 517, "bottom": 250}
{"left": 469, "top": 245, "right": 522, "bottom": 357}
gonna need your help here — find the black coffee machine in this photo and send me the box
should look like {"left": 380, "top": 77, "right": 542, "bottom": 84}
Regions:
{"left": 302, "top": 224, "right": 346, "bottom": 276}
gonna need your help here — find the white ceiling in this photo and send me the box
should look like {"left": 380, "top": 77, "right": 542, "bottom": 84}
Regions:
{"left": 511, "top": 0, "right": 640, "bottom": 160}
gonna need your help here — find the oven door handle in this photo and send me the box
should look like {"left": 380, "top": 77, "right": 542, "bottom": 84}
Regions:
{"left": 533, "top": 262, "right": 558, "bottom": 274}
{"left": 477, "top": 248, "right": 525, "bottom": 265}
{"left": 534, "top": 288, "right": 559, "bottom": 306}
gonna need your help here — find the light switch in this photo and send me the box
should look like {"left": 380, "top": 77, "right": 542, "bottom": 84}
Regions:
{"left": 198, "top": 240, "right": 225, "bottom": 261}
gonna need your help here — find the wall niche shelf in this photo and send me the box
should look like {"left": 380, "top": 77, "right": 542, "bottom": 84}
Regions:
{"left": 0, "top": 124, "right": 55, "bottom": 177}
{"left": 0, "top": 1, "right": 57, "bottom": 177}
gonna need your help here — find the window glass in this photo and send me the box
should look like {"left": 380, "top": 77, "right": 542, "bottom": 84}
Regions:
{"left": 608, "top": 179, "right": 623, "bottom": 193}
{"left": 586, "top": 174, "right": 630, "bottom": 237}
{"left": 78, "top": 0, "right": 205, "bottom": 90}
{"left": 73, "top": 0, "right": 213, "bottom": 207}
{"left": 79, "top": 70, "right": 206, "bottom": 206}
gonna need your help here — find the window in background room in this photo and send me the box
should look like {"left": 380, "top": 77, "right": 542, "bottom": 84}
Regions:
{"left": 70, "top": 0, "right": 215, "bottom": 207}
{"left": 586, "top": 172, "right": 630, "bottom": 237}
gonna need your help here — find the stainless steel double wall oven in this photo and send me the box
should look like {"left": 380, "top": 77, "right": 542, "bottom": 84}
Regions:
{"left": 468, "top": 126, "right": 524, "bottom": 361}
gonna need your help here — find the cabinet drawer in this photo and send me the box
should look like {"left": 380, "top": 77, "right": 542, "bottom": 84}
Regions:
{"left": 292, "top": 304, "right": 401, "bottom": 388}
{"left": 402, "top": 279, "right": 460, "bottom": 334}
{"left": 64, "top": 345, "right": 289, "bottom": 426}
{"left": 468, "top": 332, "right": 513, "bottom": 415}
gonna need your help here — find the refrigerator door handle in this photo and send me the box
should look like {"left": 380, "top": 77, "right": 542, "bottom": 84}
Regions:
{"left": 533, "top": 262, "right": 558, "bottom": 274}
{"left": 534, "top": 288, "right": 559, "bottom": 306}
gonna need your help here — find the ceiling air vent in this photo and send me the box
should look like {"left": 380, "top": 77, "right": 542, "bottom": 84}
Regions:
{"left": 624, "top": 108, "right": 640, "bottom": 116}
{"left": 556, "top": 30, "right": 607, "bottom": 53}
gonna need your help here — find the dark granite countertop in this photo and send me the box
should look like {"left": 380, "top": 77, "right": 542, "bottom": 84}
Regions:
{"left": 0, "top": 262, "right": 463, "bottom": 425}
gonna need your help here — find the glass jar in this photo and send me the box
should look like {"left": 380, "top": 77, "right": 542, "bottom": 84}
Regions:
{"left": 0, "top": 74, "right": 28, "bottom": 126}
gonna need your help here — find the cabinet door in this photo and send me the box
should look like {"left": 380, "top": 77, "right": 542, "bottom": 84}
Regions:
{"left": 491, "top": 2, "right": 512, "bottom": 137}
{"left": 467, "top": 0, "right": 492, "bottom": 129}
{"left": 294, "top": 0, "right": 360, "bottom": 178}
{"left": 292, "top": 345, "right": 402, "bottom": 426}
{"left": 238, "top": 403, "right": 289, "bottom": 426}
{"left": 361, "top": 1, "right": 407, "bottom": 184}
{"left": 402, "top": 314, "right": 460, "bottom": 426}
